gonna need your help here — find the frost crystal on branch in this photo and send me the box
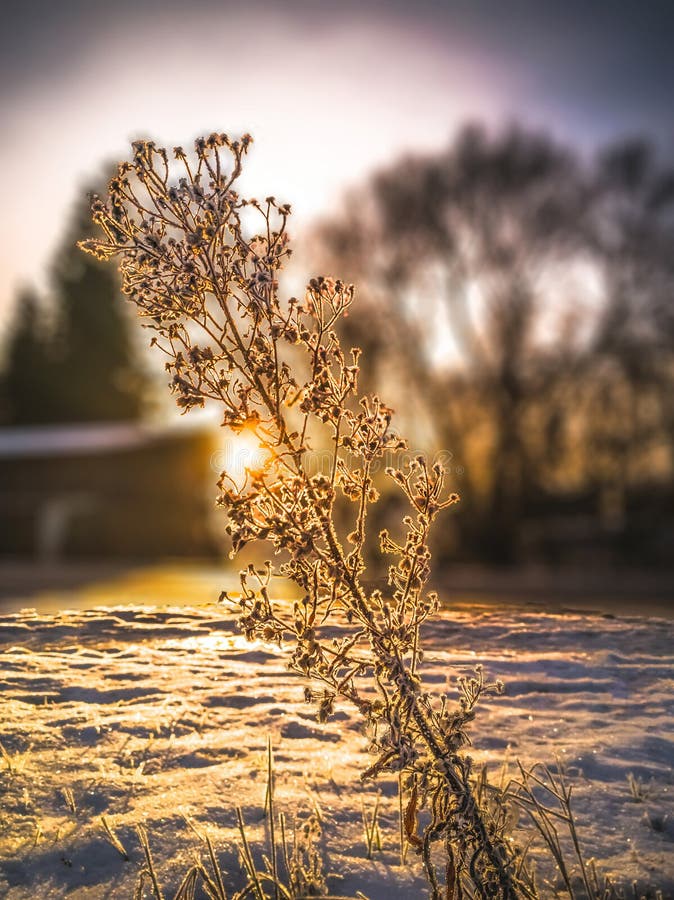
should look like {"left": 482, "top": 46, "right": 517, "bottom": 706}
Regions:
{"left": 81, "top": 133, "right": 535, "bottom": 900}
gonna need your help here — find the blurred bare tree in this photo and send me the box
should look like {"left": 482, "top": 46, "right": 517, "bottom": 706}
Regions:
{"left": 581, "top": 140, "right": 674, "bottom": 556}
{"left": 314, "top": 125, "right": 674, "bottom": 565}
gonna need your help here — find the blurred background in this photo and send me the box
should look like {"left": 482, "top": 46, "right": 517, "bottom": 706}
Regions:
{"left": 1, "top": 0, "right": 673, "bottom": 612}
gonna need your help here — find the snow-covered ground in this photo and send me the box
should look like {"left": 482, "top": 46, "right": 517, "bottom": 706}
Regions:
{"left": 0, "top": 567, "right": 672, "bottom": 898}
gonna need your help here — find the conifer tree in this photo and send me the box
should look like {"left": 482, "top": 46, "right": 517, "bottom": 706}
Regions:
{"left": 49, "top": 198, "right": 147, "bottom": 422}
{"left": 1, "top": 193, "right": 147, "bottom": 425}
{"left": 1, "top": 287, "right": 57, "bottom": 424}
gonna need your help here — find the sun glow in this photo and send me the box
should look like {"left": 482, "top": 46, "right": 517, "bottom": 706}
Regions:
{"left": 0, "top": 8, "right": 511, "bottom": 324}
{"left": 219, "top": 426, "right": 270, "bottom": 489}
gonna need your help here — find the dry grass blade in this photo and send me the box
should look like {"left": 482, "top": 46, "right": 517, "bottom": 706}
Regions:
{"left": 360, "top": 794, "right": 381, "bottom": 859}
{"left": 173, "top": 865, "right": 200, "bottom": 900}
{"left": 61, "top": 787, "right": 77, "bottom": 815}
{"left": 134, "top": 871, "right": 148, "bottom": 900}
{"left": 100, "top": 815, "right": 129, "bottom": 861}
{"left": 266, "top": 737, "right": 280, "bottom": 900}
{"left": 0, "top": 739, "right": 30, "bottom": 776}
{"left": 32, "top": 820, "right": 44, "bottom": 848}
{"left": 512, "top": 761, "right": 620, "bottom": 900}
{"left": 137, "top": 824, "right": 166, "bottom": 900}
{"left": 236, "top": 806, "right": 266, "bottom": 900}
{"left": 204, "top": 833, "right": 228, "bottom": 900}
{"left": 279, "top": 812, "right": 292, "bottom": 888}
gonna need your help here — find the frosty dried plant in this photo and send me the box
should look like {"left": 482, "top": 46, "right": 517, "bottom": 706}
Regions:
{"left": 80, "top": 133, "right": 534, "bottom": 899}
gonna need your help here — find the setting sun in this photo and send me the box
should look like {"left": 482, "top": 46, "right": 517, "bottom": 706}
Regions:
{"left": 219, "top": 426, "right": 271, "bottom": 488}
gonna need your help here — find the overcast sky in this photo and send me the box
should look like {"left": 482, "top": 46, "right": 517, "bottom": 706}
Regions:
{"left": 1, "top": 0, "right": 673, "bottom": 322}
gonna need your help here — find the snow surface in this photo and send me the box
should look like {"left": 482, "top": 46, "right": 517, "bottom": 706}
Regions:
{"left": 0, "top": 569, "right": 672, "bottom": 898}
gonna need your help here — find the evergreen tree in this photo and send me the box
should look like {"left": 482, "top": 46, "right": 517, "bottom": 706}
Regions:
{"left": 1, "top": 190, "right": 148, "bottom": 426}
{"left": 1, "top": 287, "right": 58, "bottom": 425}
{"left": 49, "top": 197, "right": 147, "bottom": 422}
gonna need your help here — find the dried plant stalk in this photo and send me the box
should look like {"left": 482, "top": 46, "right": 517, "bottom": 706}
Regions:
{"left": 81, "top": 133, "right": 532, "bottom": 899}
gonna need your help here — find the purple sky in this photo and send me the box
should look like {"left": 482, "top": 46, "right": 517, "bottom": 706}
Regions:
{"left": 1, "top": 0, "right": 673, "bottom": 323}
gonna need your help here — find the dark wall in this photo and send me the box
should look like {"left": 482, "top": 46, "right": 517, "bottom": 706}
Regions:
{"left": 0, "top": 430, "right": 221, "bottom": 558}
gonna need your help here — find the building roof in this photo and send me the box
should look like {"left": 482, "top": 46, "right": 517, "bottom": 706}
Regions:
{"left": 0, "top": 422, "right": 203, "bottom": 459}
